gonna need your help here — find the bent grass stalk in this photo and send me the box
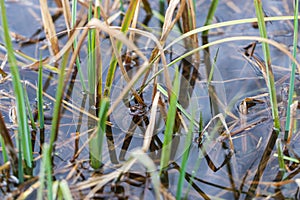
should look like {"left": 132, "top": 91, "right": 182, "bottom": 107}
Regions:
{"left": 285, "top": 0, "right": 299, "bottom": 139}
{"left": 0, "top": 0, "right": 33, "bottom": 168}
{"left": 254, "top": 0, "right": 280, "bottom": 131}
{"left": 103, "top": 0, "right": 138, "bottom": 97}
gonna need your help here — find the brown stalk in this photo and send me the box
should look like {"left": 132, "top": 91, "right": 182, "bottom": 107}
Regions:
{"left": 0, "top": 111, "right": 18, "bottom": 175}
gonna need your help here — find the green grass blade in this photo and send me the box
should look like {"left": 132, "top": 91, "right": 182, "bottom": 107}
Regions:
{"left": 202, "top": 0, "right": 219, "bottom": 36}
{"left": 159, "top": 66, "right": 180, "bottom": 173}
{"left": 71, "top": 0, "right": 87, "bottom": 92}
{"left": 273, "top": 153, "right": 299, "bottom": 163}
{"left": 253, "top": 0, "right": 280, "bottom": 130}
{"left": 46, "top": 146, "right": 53, "bottom": 200}
{"left": 87, "top": 1, "right": 96, "bottom": 94}
{"left": 59, "top": 180, "right": 73, "bottom": 200}
{"left": 285, "top": 0, "right": 299, "bottom": 138}
{"left": 38, "top": 57, "right": 44, "bottom": 130}
{"left": 208, "top": 48, "right": 219, "bottom": 85}
{"left": 157, "top": 83, "right": 199, "bottom": 128}
{"left": 0, "top": 135, "right": 8, "bottom": 163}
{"left": 38, "top": 144, "right": 53, "bottom": 200}
{"left": 17, "top": 134, "right": 24, "bottom": 182}
{"left": 90, "top": 98, "right": 109, "bottom": 169}
{"left": 0, "top": 0, "right": 32, "bottom": 168}
{"left": 37, "top": 144, "right": 48, "bottom": 200}
{"left": 49, "top": 50, "right": 70, "bottom": 154}
{"left": 23, "top": 84, "right": 37, "bottom": 131}
{"left": 276, "top": 139, "right": 285, "bottom": 175}
{"left": 176, "top": 110, "right": 194, "bottom": 199}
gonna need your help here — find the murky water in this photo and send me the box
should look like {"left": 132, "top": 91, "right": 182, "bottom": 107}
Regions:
{"left": 0, "top": 0, "right": 300, "bottom": 199}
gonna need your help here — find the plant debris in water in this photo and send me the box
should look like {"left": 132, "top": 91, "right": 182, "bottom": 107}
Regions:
{"left": 0, "top": 0, "right": 300, "bottom": 199}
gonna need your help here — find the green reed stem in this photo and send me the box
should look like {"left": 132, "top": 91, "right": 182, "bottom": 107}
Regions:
{"left": 176, "top": 110, "right": 194, "bottom": 199}
{"left": 0, "top": 136, "right": 8, "bottom": 163}
{"left": 0, "top": 0, "right": 32, "bottom": 168}
{"left": 160, "top": 66, "right": 180, "bottom": 174}
{"left": 103, "top": 0, "right": 138, "bottom": 97}
{"left": 285, "top": 0, "right": 299, "bottom": 139}
{"left": 202, "top": 0, "right": 219, "bottom": 36}
{"left": 58, "top": 180, "right": 73, "bottom": 200}
{"left": 276, "top": 139, "right": 285, "bottom": 174}
{"left": 72, "top": 0, "right": 87, "bottom": 92}
{"left": 37, "top": 144, "right": 53, "bottom": 200}
{"left": 49, "top": 50, "right": 70, "bottom": 155}
{"left": 88, "top": 1, "right": 96, "bottom": 94}
{"left": 207, "top": 48, "right": 219, "bottom": 85}
{"left": 157, "top": 84, "right": 199, "bottom": 128}
{"left": 38, "top": 58, "right": 44, "bottom": 130}
{"left": 24, "top": 84, "right": 37, "bottom": 131}
{"left": 254, "top": 0, "right": 280, "bottom": 131}
{"left": 90, "top": 98, "right": 109, "bottom": 169}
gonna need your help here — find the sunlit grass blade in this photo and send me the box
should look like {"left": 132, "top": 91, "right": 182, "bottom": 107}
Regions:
{"left": 103, "top": 0, "right": 138, "bottom": 97}
{"left": 87, "top": 1, "right": 96, "bottom": 95}
{"left": 37, "top": 144, "right": 53, "bottom": 200}
{"left": 58, "top": 180, "right": 73, "bottom": 200}
{"left": 176, "top": 109, "right": 194, "bottom": 199}
{"left": 24, "top": 83, "right": 36, "bottom": 131}
{"left": 157, "top": 83, "right": 199, "bottom": 128}
{"left": 0, "top": 136, "right": 8, "bottom": 163}
{"left": 202, "top": 0, "right": 219, "bottom": 36}
{"left": 90, "top": 98, "right": 110, "bottom": 169}
{"left": 49, "top": 50, "right": 70, "bottom": 154}
{"left": 0, "top": 0, "right": 32, "bottom": 168}
{"left": 159, "top": 66, "right": 180, "bottom": 173}
{"left": 273, "top": 153, "right": 300, "bottom": 163}
{"left": 208, "top": 48, "right": 219, "bottom": 85}
{"left": 253, "top": 0, "right": 280, "bottom": 130}
{"left": 285, "top": 0, "right": 299, "bottom": 139}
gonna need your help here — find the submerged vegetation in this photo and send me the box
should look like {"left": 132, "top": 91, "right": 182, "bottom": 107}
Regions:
{"left": 0, "top": 0, "right": 300, "bottom": 199}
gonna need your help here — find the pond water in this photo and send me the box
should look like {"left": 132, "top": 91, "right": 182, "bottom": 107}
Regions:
{"left": 0, "top": 0, "right": 300, "bottom": 199}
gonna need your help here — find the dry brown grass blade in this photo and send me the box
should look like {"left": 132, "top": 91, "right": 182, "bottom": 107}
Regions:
{"left": 53, "top": 0, "right": 62, "bottom": 8}
{"left": 161, "top": 0, "right": 185, "bottom": 41}
{"left": 39, "top": 0, "right": 60, "bottom": 56}
{"left": 287, "top": 100, "right": 298, "bottom": 144}
{"left": 0, "top": 111, "right": 18, "bottom": 175}
{"left": 161, "top": 0, "right": 185, "bottom": 95}
{"left": 185, "top": 0, "right": 200, "bottom": 65}
{"left": 145, "top": 0, "right": 186, "bottom": 101}
{"left": 61, "top": 0, "right": 72, "bottom": 36}
{"left": 142, "top": 92, "right": 160, "bottom": 151}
